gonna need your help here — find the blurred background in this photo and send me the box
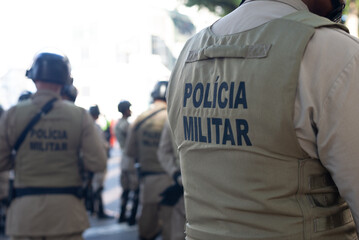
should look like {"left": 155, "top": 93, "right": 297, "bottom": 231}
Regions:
{"left": 0, "top": 0, "right": 357, "bottom": 124}
{"left": 0, "top": 0, "right": 218, "bottom": 123}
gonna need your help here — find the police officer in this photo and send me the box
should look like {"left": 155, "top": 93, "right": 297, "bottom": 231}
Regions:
{"left": 61, "top": 84, "right": 78, "bottom": 103}
{"left": 167, "top": 0, "right": 359, "bottom": 239}
{"left": 17, "top": 91, "right": 33, "bottom": 102}
{"left": 88, "top": 105, "right": 112, "bottom": 219}
{"left": 0, "top": 105, "right": 8, "bottom": 234}
{"left": 157, "top": 120, "right": 185, "bottom": 240}
{"left": 115, "top": 100, "right": 139, "bottom": 225}
{"left": 0, "top": 51, "right": 107, "bottom": 240}
{"left": 126, "top": 81, "right": 173, "bottom": 240}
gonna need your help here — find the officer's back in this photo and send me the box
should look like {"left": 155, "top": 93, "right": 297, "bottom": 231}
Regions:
{"left": 0, "top": 51, "right": 107, "bottom": 240}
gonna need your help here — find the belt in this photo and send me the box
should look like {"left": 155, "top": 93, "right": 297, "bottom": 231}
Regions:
{"left": 14, "top": 186, "right": 83, "bottom": 199}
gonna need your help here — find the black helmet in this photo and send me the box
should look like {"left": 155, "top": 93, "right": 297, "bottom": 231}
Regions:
{"left": 89, "top": 105, "right": 100, "bottom": 117}
{"left": 18, "top": 91, "right": 33, "bottom": 102}
{"left": 0, "top": 105, "right": 4, "bottom": 117}
{"left": 151, "top": 81, "right": 168, "bottom": 101}
{"left": 118, "top": 100, "right": 131, "bottom": 114}
{"left": 61, "top": 84, "right": 78, "bottom": 102}
{"left": 26, "top": 52, "right": 72, "bottom": 85}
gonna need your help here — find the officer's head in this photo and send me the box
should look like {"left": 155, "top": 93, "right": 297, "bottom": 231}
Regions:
{"left": 151, "top": 81, "right": 168, "bottom": 102}
{"left": 301, "top": 0, "right": 345, "bottom": 22}
{"left": 26, "top": 51, "right": 72, "bottom": 85}
{"left": 61, "top": 84, "right": 78, "bottom": 103}
{"left": 118, "top": 100, "right": 132, "bottom": 117}
{"left": 89, "top": 105, "right": 100, "bottom": 120}
{"left": 18, "top": 91, "right": 33, "bottom": 102}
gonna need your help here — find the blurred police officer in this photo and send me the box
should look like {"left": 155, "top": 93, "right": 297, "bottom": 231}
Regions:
{"left": 88, "top": 105, "right": 112, "bottom": 219}
{"left": 126, "top": 81, "right": 173, "bottom": 240}
{"left": 61, "top": 84, "right": 78, "bottom": 103}
{"left": 157, "top": 120, "right": 185, "bottom": 240}
{"left": 167, "top": 0, "right": 359, "bottom": 239}
{"left": 0, "top": 105, "right": 8, "bottom": 234}
{"left": 18, "top": 91, "right": 33, "bottom": 102}
{"left": 115, "top": 100, "right": 139, "bottom": 225}
{"left": 0, "top": 51, "right": 107, "bottom": 240}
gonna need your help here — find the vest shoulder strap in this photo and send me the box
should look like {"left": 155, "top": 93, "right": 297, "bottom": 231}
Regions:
{"left": 134, "top": 107, "right": 166, "bottom": 132}
{"left": 13, "top": 97, "right": 58, "bottom": 151}
{"left": 283, "top": 10, "right": 349, "bottom": 33}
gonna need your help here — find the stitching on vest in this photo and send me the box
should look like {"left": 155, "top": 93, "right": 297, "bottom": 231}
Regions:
{"left": 186, "top": 44, "right": 272, "bottom": 62}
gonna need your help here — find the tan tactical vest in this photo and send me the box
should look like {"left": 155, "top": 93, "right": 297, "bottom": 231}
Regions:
{"left": 14, "top": 99, "right": 83, "bottom": 187}
{"left": 167, "top": 11, "right": 357, "bottom": 240}
{"left": 132, "top": 102, "right": 167, "bottom": 173}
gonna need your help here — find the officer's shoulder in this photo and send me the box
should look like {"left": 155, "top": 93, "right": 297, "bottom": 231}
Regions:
{"left": 15, "top": 99, "right": 32, "bottom": 108}
{"left": 313, "top": 26, "right": 359, "bottom": 56}
{"left": 9, "top": 99, "right": 33, "bottom": 114}
{"left": 181, "top": 27, "right": 210, "bottom": 50}
{"left": 59, "top": 100, "right": 87, "bottom": 115}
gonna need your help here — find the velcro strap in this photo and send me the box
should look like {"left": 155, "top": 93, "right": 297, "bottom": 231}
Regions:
{"left": 314, "top": 208, "right": 354, "bottom": 232}
{"left": 309, "top": 174, "right": 335, "bottom": 190}
{"left": 186, "top": 44, "right": 272, "bottom": 63}
{"left": 14, "top": 187, "right": 83, "bottom": 199}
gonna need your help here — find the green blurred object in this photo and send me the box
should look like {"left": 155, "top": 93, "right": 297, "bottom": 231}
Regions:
{"left": 183, "top": 0, "right": 241, "bottom": 16}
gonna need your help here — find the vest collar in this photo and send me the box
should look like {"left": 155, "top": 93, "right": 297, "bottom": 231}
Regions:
{"left": 244, "top": 0, "right": 308, "bottom": 11}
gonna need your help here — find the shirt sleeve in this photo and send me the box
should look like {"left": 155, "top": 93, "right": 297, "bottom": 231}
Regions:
{"left": 80, "top": 111, "right": 107, "bottom": 172}
{"left": 157, "top": 120, "right": 180, "bottom": 177}
{"left": 317, "top": 52, "right": 359, "bottom": 230}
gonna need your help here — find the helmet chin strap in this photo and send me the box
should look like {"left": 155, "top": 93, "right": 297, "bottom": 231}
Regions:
{"left": 326, "top": 0, "right": 345, "bottom": 22}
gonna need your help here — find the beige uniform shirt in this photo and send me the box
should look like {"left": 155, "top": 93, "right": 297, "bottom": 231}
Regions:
{"left": 115, "top": 118, "right": 135, "bottom": 171}
{"left": 213, "top": 0, "right": 359, "bottom": 231}
{"left": 115, "top": 118, "right": 129, "bottom": 149}
{"left": 168, "top": 0, "right": 359, "bottom": 236}
{"left": 157, "top": 120, "right": 180, "bottom": 178}
{"left": 92, "top": 123, "right": 109, "bottom": 191}
{"left": 0, "top": 90, "right": 107, "bottom": 236}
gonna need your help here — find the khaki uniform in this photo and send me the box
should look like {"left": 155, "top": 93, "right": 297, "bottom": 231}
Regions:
{"left": 0, "top": 90, "right": 107, "bottom": 238}
{"left": 0, "top": 110, "right": 9, "bottom": 202}
{"left": 126, "top": 101, "right": 173, "bottom": 240}
{"left": 115, "top": 118, "right": 138, "bottom": 190}
{"left": 92, "top": 124, "right": 109, "bottom": 193}
{"left": 157, "top": 120, "right": 185, "bottom": 240}
{"left": 115, "top": 117, "right": 139, "bottom": 224}
{"left": 167, "top": 1, "right": 359, "bottom": 239}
